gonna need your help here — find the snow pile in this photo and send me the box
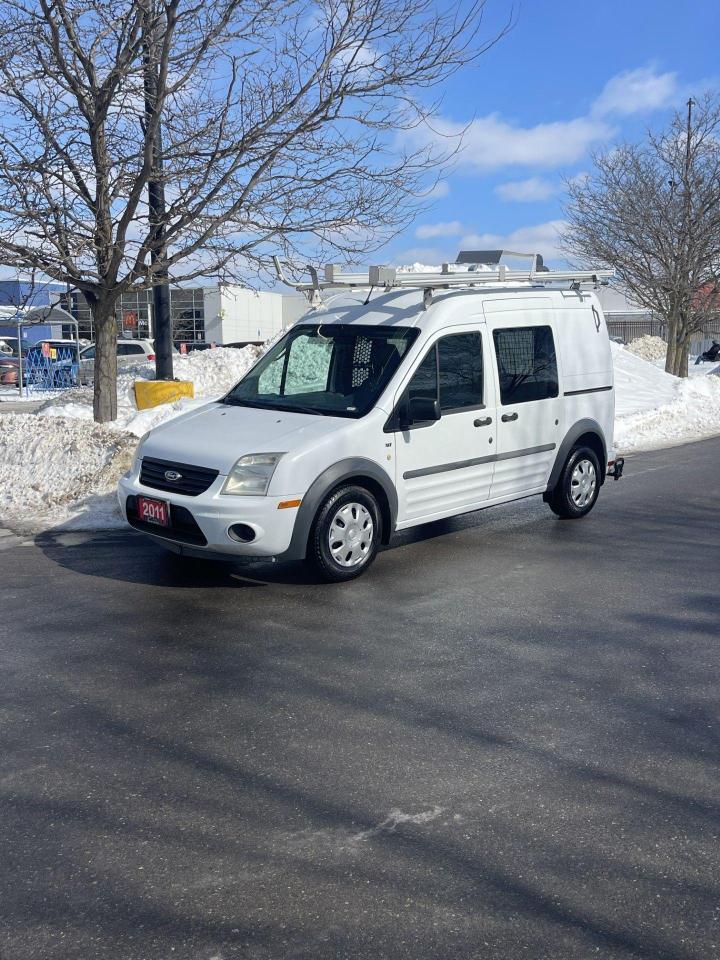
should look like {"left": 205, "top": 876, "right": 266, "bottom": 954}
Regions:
{"left": 37, "top": 344, "right": 262, "bottom": 437}
{"left": 626, "top": 335, "right": 668, "bottom": 364}
{"left": 0, "top": 413, "right": 136, "bottom": 532}
{"left": 612, "top": 343, "right": 678, "bottom": 417}
{"left": 614, "top": 349, "right": 720, "bottom": 451}
{"left": 397, "top": 262, "right": 493, "bottom": 274}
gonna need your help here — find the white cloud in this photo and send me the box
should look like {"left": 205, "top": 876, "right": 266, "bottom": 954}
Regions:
{"left": 459, "top": 220, "right": 568, "bottom": 263}
{"left": 495, "top": 177, "right": 556, "bottom": 202}
{"left": 393, "top": 219, "right": 569, "bottom": 269}
{"left": 391, "top": 245, "right": 457, "bottom": 267}
{"left": 592, "top": 66, "right": 678, "bottom": 117}
{"left": 423, "top": 180, "right": 450, "bottom": 200}
{"left": 424, "top": 114, "right": 615, "bottom": 172}
{"left": 415, "top": 220, "right": 463, "bottom": 239}
{"left": 410, "top": 66, "right": 684, "bottom": 175}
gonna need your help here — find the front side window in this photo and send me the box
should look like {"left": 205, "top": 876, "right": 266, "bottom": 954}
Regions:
{"left": 224, "top": 323, "right": 418, "bottom": 418}
{"left": 493, "top": 325, "right": 558, "bottom": 405}
{"left": 407, "top": 347, "right": 438, "bottom": 402}
{"left": 438, "top": 332, "right": 483, "bottom": 410}
{"left": 404, "top": 330, "right": 484, "bottom": 413}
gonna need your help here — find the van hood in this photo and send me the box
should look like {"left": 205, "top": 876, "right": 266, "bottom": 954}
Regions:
{"left": 141, "top": 401, "right": 346, "bottom": 474}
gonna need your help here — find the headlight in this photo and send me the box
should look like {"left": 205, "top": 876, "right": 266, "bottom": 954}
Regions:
{"left": 221, "top": 453, "right": 284, "bottom": 496}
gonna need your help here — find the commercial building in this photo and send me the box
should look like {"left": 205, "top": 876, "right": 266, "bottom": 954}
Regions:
{"left": 70, "top": 284, "right": 307, "bottom": 345}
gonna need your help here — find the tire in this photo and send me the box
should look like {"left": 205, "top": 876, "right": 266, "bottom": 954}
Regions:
{"left": 309, "top": 484, "right": 382, "bottom": 582}
{"left": 547, "top": 445, "right": 601, "bottom": 519}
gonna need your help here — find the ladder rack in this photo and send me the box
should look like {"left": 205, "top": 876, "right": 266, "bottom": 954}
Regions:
{"left": 273, "top": 256, "right": 614, "bottom": 302}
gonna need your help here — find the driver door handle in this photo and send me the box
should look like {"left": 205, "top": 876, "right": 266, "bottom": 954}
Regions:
{"left": 501, "top": 412, "right": 518, "bottom": 422}
{"left": 474, "top": 416, "right": 492, "bottom": 427}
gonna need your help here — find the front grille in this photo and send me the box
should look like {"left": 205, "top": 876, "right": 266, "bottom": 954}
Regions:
{"left": 140, "top": 457, "right": 219, "bottom": 497}
{"left": 126, "top": 496, "right": 208, "bottom": 546}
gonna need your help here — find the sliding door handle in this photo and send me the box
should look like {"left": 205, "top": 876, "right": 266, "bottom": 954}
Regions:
{"left": 501, "top": 412, "right": 518, "bottom": 422}
{"left": 474, "top": 416, "right": 492, "bottom": 427}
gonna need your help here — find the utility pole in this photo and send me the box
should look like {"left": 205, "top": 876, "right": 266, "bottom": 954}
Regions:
{"left": 143, "top": 1, "right": 173, "bottom": 380}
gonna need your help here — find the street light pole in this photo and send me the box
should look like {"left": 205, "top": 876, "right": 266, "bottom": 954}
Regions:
{"left": 143, "top": 1, "right": 173, "bottom": 380}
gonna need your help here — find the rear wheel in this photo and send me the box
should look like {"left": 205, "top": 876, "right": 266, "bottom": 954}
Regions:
{"left": 547, "top": 446, "right": 601, "bottom": 519}
{"left": 309, "top": 485, "right": 381, "bottom": 582}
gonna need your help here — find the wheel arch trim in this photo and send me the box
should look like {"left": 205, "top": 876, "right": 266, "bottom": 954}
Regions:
{"left": 546, "top": 419, "right": 608, "bottom": 494}
{"left": 278, "top": 458, "right": 398, "bottom": 561}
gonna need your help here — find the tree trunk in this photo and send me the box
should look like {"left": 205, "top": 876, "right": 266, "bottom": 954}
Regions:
{"left": 674, "top": 335, "right": 691, "bottom": 378}
{"left": 92, "top": 303, "right": 118, "bottom": 423}
{"left": 665, "top": 316, "right": 678, "bottom": 374}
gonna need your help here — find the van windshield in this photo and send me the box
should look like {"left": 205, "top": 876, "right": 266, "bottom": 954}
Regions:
{"left": 223, "top": 323, "right": 418, "bottom": 418}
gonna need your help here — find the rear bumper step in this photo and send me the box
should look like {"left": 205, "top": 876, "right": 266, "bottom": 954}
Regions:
{"left": 607, "top": 457, "right": 625, "bottom": 480}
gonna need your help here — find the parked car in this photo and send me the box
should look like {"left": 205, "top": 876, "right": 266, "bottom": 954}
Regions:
{"left": 0, "top": 350, "right": 21, "bottom": 385}
{"left": 119, "top": 260, "right": 624, "bottom": 581}
{"left": 53, "top": 338, "right": 167, "bottom": 385}
{"left": 0, "top": 337, "right": 21, "bottom": 357}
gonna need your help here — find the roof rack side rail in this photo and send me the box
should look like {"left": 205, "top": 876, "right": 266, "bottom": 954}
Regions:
{"left": 274, "top": 257, "right": 614, "bottom": 294}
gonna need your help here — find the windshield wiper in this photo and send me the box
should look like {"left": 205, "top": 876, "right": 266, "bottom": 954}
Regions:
{"left": 221, "top": 396, "right": 264, "bottom": 407}
{"left": 221, "top": 396, "right": 333, "bottom": 416}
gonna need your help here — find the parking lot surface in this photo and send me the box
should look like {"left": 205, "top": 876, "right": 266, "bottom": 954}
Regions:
{"left": 1, "top": 438, "right": 719, "bottom": 959}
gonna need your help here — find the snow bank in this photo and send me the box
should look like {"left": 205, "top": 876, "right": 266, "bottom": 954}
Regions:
{"left": 0, "top": 413, "right": 136, "bottom": 532}
{"left": 612, "top": 343, "right": 678, "bottom": 417}
{"left": 37, "top": 344, "right": 262, "bottom": 436}
{"left": 626, "top": 335, "right": 667, "bottom": 364}
{"left": 1, "top": 341, "right": 720, "bottom": 533}
{"left": 614, "top": 354, "right": 720, "bottom": 452}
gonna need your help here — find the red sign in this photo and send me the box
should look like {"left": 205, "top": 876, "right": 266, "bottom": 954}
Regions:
{"left": 122, "top": 311, "right": 138, "bottom": 331}
{"left": 137, "top": 496, "right": 170, "bottom": 527}
{"left": 41, "top": 341, "right": 50, "bottom": 358}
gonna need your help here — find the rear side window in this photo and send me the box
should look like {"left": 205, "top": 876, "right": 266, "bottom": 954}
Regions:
{"left": 493, "top": 326, "right": 558, "bottom": 405}
{"left": 406, "top": 331, "right": 484, "bottom": 411}
{"left": 118, "top": 342, "right": 145, "bottom": 356}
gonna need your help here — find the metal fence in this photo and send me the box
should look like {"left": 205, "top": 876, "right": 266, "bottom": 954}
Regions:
{"left": 16, "top": 315, "right": 82, "bottom": 395}
{"left": 605, "top": 313, "right": 720, "bottom": 350}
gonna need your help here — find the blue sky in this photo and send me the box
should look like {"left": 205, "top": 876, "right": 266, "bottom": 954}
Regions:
{"left": 383, "top": 0, "right": 720, "bottom": 268}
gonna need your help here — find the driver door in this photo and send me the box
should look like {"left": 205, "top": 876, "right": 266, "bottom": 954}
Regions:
{"left": 392, "top": 326, "right": 497, "bottom": 526}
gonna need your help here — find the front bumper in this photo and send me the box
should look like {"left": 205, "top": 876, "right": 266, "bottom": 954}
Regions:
{"left": 117, "top": 467, "right": 303, "bottom": 559}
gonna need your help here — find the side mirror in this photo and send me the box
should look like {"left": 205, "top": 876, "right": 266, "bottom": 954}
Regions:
{"left": 399, "top": 395, "right": 441, "bottom": 429}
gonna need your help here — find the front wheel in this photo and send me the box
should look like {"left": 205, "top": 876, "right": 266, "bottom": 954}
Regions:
{"left": 309, "top": 485, "right": 381, "bottom": 582}
{"left": 547, "top": 446, "right": 601, "bottom": 519}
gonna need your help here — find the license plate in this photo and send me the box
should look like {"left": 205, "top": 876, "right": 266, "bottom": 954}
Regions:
{"left": 137, "top": 495, "right": 170, "bottom": 527}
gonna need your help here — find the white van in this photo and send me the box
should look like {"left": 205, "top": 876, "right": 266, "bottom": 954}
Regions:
{"left": 118, "top": 259, "right": 625, "bottom": 581}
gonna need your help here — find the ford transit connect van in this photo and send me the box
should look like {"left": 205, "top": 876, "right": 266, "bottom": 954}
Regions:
{"left": 118, "top": 258, "right": 624, "bottom": 580}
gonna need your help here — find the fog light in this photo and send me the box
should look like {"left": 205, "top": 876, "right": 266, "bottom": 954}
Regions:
{"left": 228, "top": 523, "right": 256, "bottom": 543}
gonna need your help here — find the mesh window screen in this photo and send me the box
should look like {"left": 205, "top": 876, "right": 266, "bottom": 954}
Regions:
{"left": 493, "top": 325, "right": 558, "bottom": 405}
{"left": 351, "top": 337, "right": 373, "bottom": 387}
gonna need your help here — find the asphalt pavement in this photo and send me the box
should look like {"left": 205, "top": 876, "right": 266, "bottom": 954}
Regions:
{"left": 1, "top": 438, "right": 719, "bottom": 960}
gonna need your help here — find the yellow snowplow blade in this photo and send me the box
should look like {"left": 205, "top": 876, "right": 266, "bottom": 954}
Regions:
{"left": 134, "top": 380, "right": 194, "bottom": 410}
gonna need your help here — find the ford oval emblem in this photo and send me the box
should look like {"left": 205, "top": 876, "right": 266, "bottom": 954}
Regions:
{"left": 164, "top": 470, "right": 183, "bottom": 482}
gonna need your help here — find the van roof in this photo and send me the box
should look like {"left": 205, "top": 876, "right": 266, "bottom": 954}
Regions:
{"left": 302, "top": 286, "right": 599, "bottom": 333}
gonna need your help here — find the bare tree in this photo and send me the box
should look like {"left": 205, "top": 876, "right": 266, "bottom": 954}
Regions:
{"left": 562, "top": 94, "right": 720, "bottom": 377}
{"left": 0, "top": 0, "right": 507, "bottom": 421}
